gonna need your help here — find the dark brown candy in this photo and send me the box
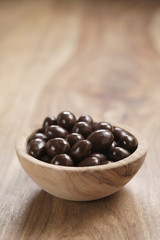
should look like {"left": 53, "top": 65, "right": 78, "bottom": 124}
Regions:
{"left": 40, "top": 154, "right": 52, "bottom": 163}
{"left": 27, "top": 139, "right": 45, "bottom": 159}
{"left": 77, "top": 157, "right": 100, "bottom": 167}
{"left": 93, "top": 122, "right": 113, "bottom": 132}
{"left": 57, "top": 111, "right": 76, "bottom": 130}
{"left": 108, "top": 147, "right": 130, "bottom": 162}
{"left": 27, "top": 112, "right": 138, "bottom": 166}
{"left": 66, "top": 133, "right": 84, "bottom": 146}
{"left": 90, "top": 153, "right": 108, "bottom": 164}
{"left": 87, "top": 129, "right": 114, "bottom": 152}
{"left": 43, "top": 116, "right": 57, "bottom": 129}
{"left": 72, "top": 121, "right": 92, "bottom": 138}
{"left": 45, "top": 125, "right": 68, "bottom": 139}
{"left": 113, "top": 127, "right": 125, "bottom": 141}
{"left": 101, "top": 161, "right": 109, "bottom": 165}
{"left": 78, "top": 114, "right": 93, "bottom": 126}
{"left": 45, "top": 138, "right": 70, "bottom": 157}
{"left": 120, "top": 134, "right": 138, "bottom": 153}
{"left": 70, "top": 140, "right": 92, "bottom": 163}
{"left": 109, "top": 141, "right": 118, "bottom": 151}
{"left": 36, "top": 128, "right": 45, "bottom": 134}
{"left": 28, "top": 133, "right": 47, "bottom": 143}
{"left": 111, "top": 141, "right": 118, "bottom": 148}
{"left": 51, "top": 154, "right": 74, "bottom": 166}
{"left": 114, "top": 127, "right": 138, "bottom": 153}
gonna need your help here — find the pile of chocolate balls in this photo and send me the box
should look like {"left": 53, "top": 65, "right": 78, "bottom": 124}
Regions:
{"left": 27, "top": 111, "right": 138, "bottom": 167}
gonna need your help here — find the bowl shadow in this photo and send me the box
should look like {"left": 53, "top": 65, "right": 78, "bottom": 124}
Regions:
{"left": 17, "top": 187, "right": 134, "bottom": 239}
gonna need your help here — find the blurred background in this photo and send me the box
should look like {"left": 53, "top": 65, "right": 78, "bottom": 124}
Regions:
{"left": 1, "top": 0, "right": 160, "bottom": 239}
{"left": 1, "top": 0, "right": 160, "bottom": 129}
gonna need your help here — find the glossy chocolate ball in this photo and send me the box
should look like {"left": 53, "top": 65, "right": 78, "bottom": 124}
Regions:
{"left": 28, "top": 133, "right": 47, "bottom": 143}
{"left": 70, "top": 140, "right": 92, "bottom": 163}
{"left": 66, "top": 133, "right": 84, "bottom": 146}
{"left": 108, "top": 147, "right": 130, "bottom": 162}
{"left": 27, "top": 139, "right": 45, "bottom": 159}
{"left": 87, "top": 129, "right": 114, "bottom": 152}
{"left": 45, "top": 125, "right": 68, "bottom": 139}
{"left": 36, "top": 128, "right": 45, "bottom": 134}
{"left": 114, "top": 127, "right": 138, "bottom": 152}
{"left": 77, "top": 157, "right": 100, "bottom": 167}
{"left": 40, "top": 154, "right": 52, "bottom": 163}
{"left": 109, "top": 141, "right": 118, "bottom": 151}
{"left": 113, "top": 127, "right": 126, "bottom": 140}
{"left": 90, "top": 153, "right": 108, "bottom": 164}
{"left": 45, "top": 138, "right": 70, "bottom": 157}
{"left": 57, "top": 111, "right": 76, "bottom": 130}
{"left": 72, "top": 121, "right": 92, "bottom": 138}
{"left": 51, "top": 154, "right": 74, "bottom": 166}
{"left": 43, "top": 116, "right": 57, "bottom": 129}
{"left": 120, "top": 134, "right": 138, "bottom": 153}
{"left": 78, "top": 114, "right": 93, "bottom": 126}
{"left": 93, "top": 122, "right": 113, "bottom": 132}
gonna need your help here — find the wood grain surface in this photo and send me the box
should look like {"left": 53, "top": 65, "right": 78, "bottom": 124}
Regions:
{"left": 0, "top": 0, "right": 160, "bottom": 239}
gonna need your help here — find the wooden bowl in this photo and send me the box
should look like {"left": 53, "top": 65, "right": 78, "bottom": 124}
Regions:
{"left": 16, "top": 124, "right": 148, "bottom": 201}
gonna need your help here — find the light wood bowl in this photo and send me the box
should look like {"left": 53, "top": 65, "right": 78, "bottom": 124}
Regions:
{"left": 16, "top": 124, "right": 148, "bottom": 201}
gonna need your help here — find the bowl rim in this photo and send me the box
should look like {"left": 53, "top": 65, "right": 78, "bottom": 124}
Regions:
{"left": 16, "top": 123, "right": 148, "bottom": 172}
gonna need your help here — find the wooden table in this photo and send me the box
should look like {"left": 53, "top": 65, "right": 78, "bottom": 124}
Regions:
{"left": 0, "top": 0, "right": 160, "bottom": 239}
